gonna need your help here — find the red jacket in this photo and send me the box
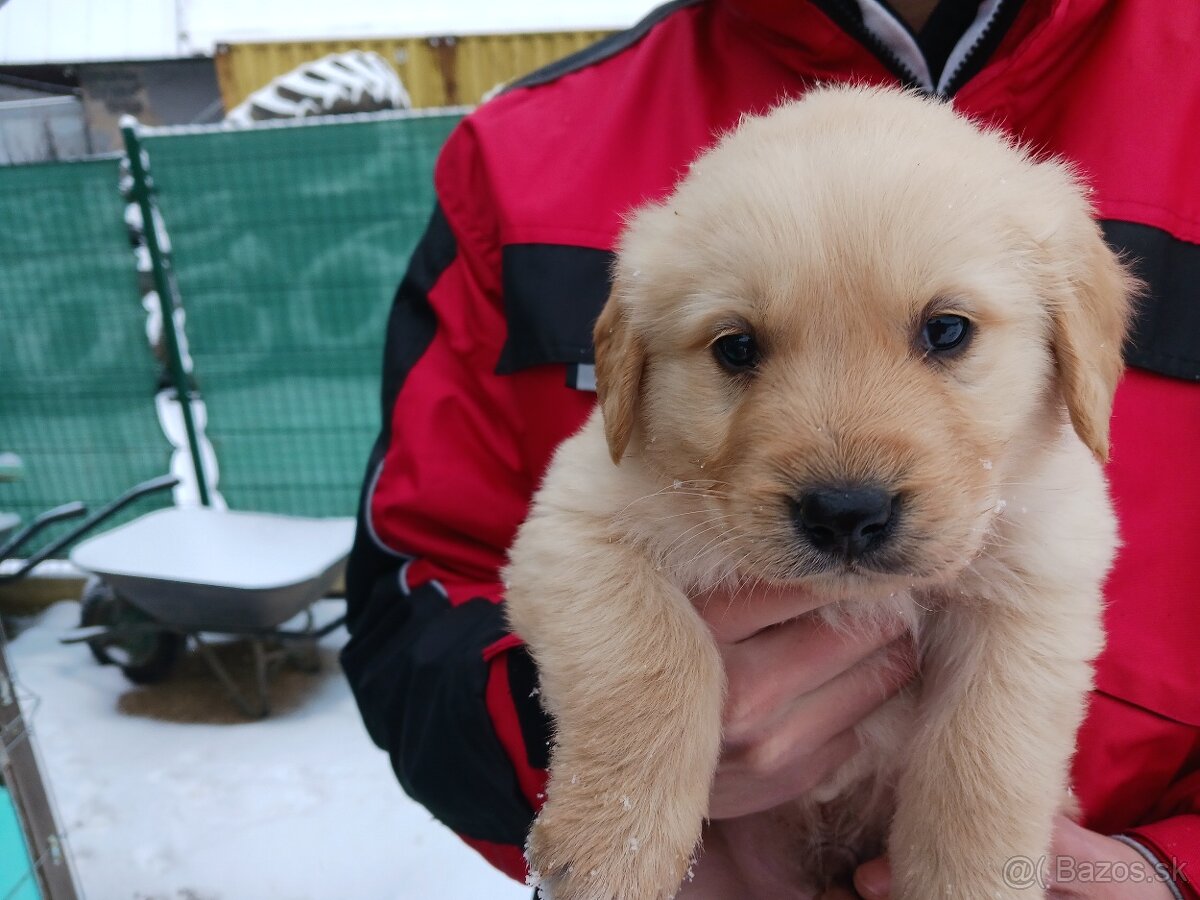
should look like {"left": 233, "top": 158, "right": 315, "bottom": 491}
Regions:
{"left": 341, "top": 0, "right": 1200, "bottom": 891}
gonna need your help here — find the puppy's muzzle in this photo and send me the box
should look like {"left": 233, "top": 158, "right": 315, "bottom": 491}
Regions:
{"left": 793, "top": 485, "right": 899, "bottom": 560}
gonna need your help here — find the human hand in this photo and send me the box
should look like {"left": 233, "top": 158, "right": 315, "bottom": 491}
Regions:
{"left": 843, "top": 815, "right": 1177, "bottom": 899}
{"left": 693, "top": 581, "right": 917, "bottom": 820}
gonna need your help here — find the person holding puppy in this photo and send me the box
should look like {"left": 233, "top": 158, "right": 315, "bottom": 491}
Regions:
{"left": 341, "top": 1, "right": 1200, "bottom": 897}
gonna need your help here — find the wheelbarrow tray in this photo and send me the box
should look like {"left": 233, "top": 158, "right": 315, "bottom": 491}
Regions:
{"left": 69, "top": 508, "right": 355, "bottom": 633}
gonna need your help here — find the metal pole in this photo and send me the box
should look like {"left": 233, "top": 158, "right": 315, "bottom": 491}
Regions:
{"left": 119, "top": 116, "right": 211, "bottom": 507}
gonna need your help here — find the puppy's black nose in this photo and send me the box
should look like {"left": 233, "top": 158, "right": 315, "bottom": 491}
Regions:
{"left": 794, "top": 486, "right": 897, "bottom": 559}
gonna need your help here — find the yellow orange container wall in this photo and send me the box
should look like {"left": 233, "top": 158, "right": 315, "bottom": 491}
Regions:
{"left": 214, "top": 31, "right": 614, "bottom": 111}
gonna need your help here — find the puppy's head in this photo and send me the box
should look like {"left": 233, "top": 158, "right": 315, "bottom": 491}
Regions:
{"left": 595, "top": 86, "right": 1135, "bottom": 589}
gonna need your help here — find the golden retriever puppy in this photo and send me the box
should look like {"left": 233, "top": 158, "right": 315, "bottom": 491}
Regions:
{"left": 504, "top": 85, "right": 1135, "bottom": 900}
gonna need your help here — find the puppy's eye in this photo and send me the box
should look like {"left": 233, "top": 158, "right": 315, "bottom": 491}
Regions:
{"left": 921, "top": 314, "right": 971, "bottom": 353}
{"left": 712, "top": 333, "right": 759, "bottom": 372}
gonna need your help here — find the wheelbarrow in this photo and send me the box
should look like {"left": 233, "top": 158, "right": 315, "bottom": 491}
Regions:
{"left": 47, "top": 477, "right": 355, "bottom": 718}
{"left": 0, "top": 475, "right": 181, "bottom": 585}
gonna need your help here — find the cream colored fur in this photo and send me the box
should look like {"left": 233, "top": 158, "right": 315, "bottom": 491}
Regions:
{"left": 504, "top": 86, "right": 1136, "bottom": 900}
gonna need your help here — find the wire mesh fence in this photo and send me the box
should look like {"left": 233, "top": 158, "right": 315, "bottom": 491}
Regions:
{"left": 0, "top": 155, "right": 172, "bottom": 535}
{"left": 1, "top": 109, "right": 462, "bottom": 534}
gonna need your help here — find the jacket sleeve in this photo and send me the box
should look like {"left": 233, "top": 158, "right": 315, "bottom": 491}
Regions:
{"left": 1123, "top": 771, "right": 1200, "bottom": 900}
{"left": 340, "top": 119, "right": 553, "bottom": 881}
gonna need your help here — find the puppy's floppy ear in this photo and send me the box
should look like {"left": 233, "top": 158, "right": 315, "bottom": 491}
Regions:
{"left": 1048, "top": 220, "right": 1137, "bottom": 463}
{"left": 593, "top": 279, "right": 645, "bottom": 465}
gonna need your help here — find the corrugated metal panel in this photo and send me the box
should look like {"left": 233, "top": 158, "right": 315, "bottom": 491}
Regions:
{"left": 0, "top": 95, "right": 90, "bottom": 163}
{"left": 0, "top": 0, "right": 660, "bottom": 65}
{"left": 0, "top": 0, "right": 179, "bottom": 64}
{"left": 214, "top": 31, "right": 612, "bottom": 111}
{"left": 186, "top": 0, "right": 657, "bottom": 46}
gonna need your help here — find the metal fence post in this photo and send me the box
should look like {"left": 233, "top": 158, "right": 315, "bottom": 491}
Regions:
{"left": 119, "top": 116, "right": 211, "bottom": 507}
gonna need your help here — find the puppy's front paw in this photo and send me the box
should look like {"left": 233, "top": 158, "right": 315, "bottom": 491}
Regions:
{"left": 528, "top": 793, "right": 697, "bottom": 900}
{"left": 892, "top": 851, "right": 1048, "bottom": 900}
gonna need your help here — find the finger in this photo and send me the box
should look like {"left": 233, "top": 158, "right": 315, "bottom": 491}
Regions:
{"left": 854, "top": 856, "right": 892, "bottom": 899}
{"left": 695, "top": 580, "right": 828, "bottom": 643}
{"left": 723, "top": 636, "right": 915, "bottom": 750}
{"left": 1049, "top": 813, "right": 1094, "bottom": 858}
{"left": 722, "top": 617, "right": 912, "bottom": 740}
{"left": 712, "top": 641, "right": 911, "bottom": 816}
{"left": 1045, "top": 815, "right": 1099, "bottom": 896}
{"left": 817, "top": 888, "right": 861, "bottom": 900}
{"left": 710, "top": 726, "right": 860, "bottom": 819}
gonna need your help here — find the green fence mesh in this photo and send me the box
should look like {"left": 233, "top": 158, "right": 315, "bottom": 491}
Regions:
{"left": 145, "top": 112, "right": 459, "bottom": 517}
{"left": 0, "top": 110, "right": 462, "bottom": 537}
{"left": 0, "top": 156, "right": 172, "bottom": 533}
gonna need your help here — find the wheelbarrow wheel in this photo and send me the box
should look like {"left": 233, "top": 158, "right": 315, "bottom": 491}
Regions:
{"left": 79, "top": 577, "right": 183, "bottom": 684}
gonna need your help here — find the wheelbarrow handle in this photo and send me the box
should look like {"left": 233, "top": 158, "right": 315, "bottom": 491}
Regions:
{"left": 105, "top": 474, "right": 182, "bottom": 510}
{"left": 0, "top": 475, "right": 180, "bottom": 583}
{"left": 0, "top": 501, "right": 87, "bottom": 562}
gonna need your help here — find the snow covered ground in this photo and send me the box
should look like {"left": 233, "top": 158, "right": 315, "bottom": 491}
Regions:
{"left": 6, "top": 600, "right": 531, "bottom": 900}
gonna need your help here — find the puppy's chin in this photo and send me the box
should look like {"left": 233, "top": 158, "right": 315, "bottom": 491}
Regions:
{"left": 804, "top": 563, "right": 956, "bottom": 601}
{"left": 848, "top": 542, "right": 981, "bottom": 585}
{"left": 740, "top": 534, "right": 985, "bottom": 600}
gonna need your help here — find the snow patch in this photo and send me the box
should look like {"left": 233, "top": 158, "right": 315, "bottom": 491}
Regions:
{"left": 7, "top": 600, "right": 529, "bottom": 899}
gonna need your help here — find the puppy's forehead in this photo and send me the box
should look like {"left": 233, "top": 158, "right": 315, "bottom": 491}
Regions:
{"left": 619, "top": 89, "right": 1067, "bottom": 335}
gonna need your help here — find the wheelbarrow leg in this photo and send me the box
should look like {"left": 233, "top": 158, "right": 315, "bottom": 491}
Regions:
{"left": 191, "top": 634, "right": 270, "bottom": 719}
{"left": 252, "top": 639, "right": 270, "bottom": 717}
{"left": 285, "top": 609, "right": 322, "bottom": 674}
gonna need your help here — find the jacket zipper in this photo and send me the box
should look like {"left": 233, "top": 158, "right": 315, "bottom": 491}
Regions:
{"left": 816, "top": 0, "right": 1020, "bottom": 96}
{"left": 939, "top": 0, "right": 1018, "bottom": 95}
{"left": 823, "top": 0, "right": 927, "bottom": 89}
